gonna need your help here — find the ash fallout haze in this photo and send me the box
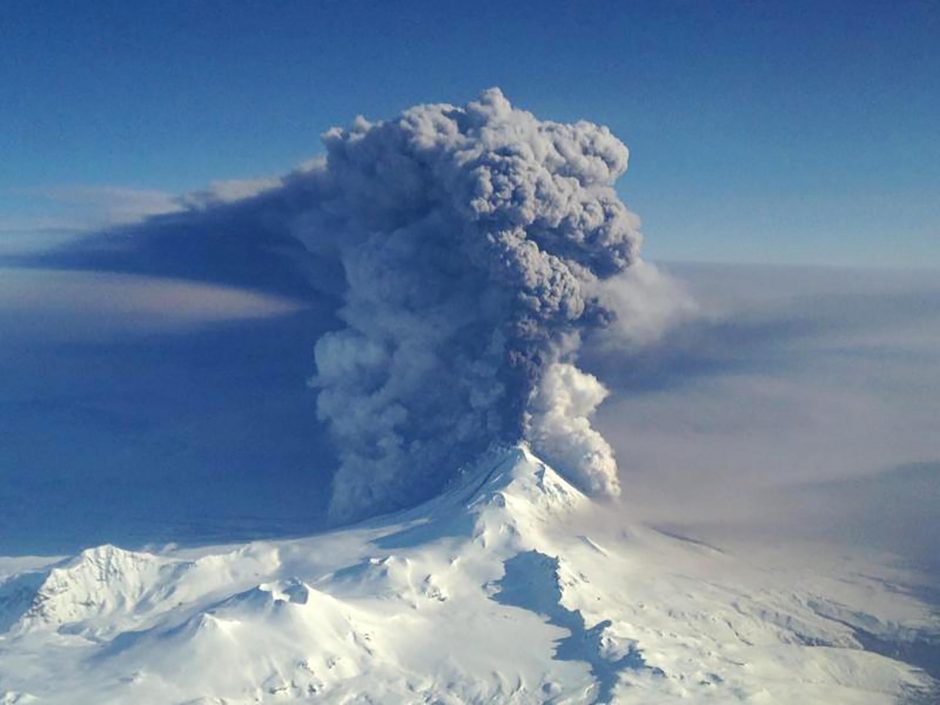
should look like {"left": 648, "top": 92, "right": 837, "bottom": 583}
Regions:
{"left": 1, "top": 2, "right": 939, "bottom": 704}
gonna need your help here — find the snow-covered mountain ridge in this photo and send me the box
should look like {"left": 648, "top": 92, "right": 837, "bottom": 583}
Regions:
{"left": 0, "top": 445, "right": 937, "bottom": 704}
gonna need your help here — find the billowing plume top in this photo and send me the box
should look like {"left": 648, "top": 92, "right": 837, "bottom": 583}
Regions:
{"left": 316, "top": 89, "right": 637, "bottom": 272}
{"left": 296, "top": 89, "right": 641, "bottom": 519}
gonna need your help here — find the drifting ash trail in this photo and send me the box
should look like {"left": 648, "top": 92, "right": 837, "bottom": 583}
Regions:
{"left": 0, "top": 445, "right": 936, "bottom": 704}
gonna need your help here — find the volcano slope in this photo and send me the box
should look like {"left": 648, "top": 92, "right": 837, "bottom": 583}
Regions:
{"left": 0, "top": 445, "right": 937, "bottom": 704}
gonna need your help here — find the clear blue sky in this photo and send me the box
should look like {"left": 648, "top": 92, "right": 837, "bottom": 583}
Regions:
{"left": 1, "top": 0, "right": 937, "bottom": 267}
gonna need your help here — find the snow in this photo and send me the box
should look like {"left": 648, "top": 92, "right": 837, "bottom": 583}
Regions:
{"left": 0, "top": 445, "right": 936, "bottom": 704}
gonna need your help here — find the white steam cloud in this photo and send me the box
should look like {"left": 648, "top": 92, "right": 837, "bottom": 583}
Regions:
{"left": 526, "top": 362, "right": 618, "bottom": 496}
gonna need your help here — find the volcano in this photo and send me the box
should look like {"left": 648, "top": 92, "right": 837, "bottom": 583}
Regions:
{"left": 0, "top": 445, "right": 936, "bottom": 704}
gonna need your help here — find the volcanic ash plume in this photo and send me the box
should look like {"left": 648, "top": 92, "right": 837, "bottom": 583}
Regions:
{"left": 293, "top": 88, "right": 642, "bottom": 519}
{"left": 113, "top": 89, "right": 643, "bottom": 519}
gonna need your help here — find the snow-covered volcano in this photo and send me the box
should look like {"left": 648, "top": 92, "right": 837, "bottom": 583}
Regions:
{"left": 0, "top": 446, "right": 936, "bottom": 704}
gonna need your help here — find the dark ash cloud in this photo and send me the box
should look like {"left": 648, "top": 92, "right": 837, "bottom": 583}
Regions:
{"left": 9, "top": 90, "right": 673, "bottom": 521}
{"left": 302, "top": 89, "right": 643, "bottom": 518}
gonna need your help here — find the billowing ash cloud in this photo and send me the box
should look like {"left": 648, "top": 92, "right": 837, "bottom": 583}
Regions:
{"left": 20, "top": 89, "right": 652, "bottom": 521}
{"left": 294, "top": 89, "right": 642, "bottom": 519}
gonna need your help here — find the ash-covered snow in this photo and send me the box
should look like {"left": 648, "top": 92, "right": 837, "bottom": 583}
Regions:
{"left": 0, "top": 446, "right": 936, "bottom": 704}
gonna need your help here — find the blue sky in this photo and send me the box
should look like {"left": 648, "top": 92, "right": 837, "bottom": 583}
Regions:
{"left": 0, "top": 1, "right": 938, "bottom": 559}
{"left": 1, "top": 0, "right": 937, "bottom": 266}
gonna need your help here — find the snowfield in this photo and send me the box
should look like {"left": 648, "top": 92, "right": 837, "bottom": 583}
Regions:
{"left": 0, "top": 445, "right": 936, "bottom": 704}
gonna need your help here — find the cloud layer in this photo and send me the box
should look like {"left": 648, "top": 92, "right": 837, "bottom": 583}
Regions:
{"left": 587, "top": 263, "right": 940, "bottom": 571}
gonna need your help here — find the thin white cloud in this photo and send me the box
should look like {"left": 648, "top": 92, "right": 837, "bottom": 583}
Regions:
{"left": 179, "top": 177, "right": 282, "bottom": 208}
{"left": 0, "top": 267, "right": 305, "bottom": 342}
{"left": 9, "top": 185, "right": 183, "bottom": 230}
{"left": 0, "top": 186, "right": 184, "bottom": 257}
{"left": 37, "top": 185, "right": 183, "bottom": 222}
{"left": 1, "top": 179, "right": 287, "bottom": 255}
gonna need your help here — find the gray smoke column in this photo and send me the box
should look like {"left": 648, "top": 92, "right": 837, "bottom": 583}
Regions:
{"left": 105, "top": 88, "right": 645, "bottom": 519}
{"left": 293, "top": 88, "right": 642, "bottom": 519}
